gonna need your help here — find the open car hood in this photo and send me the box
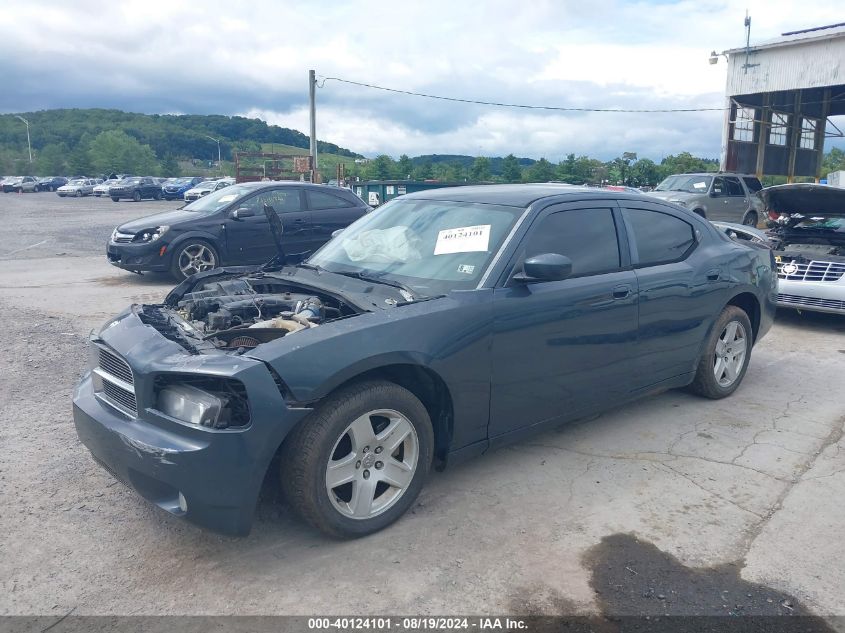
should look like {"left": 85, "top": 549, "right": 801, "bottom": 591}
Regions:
{"left": 759, "top": 184, "right": 845, "bottom": 216}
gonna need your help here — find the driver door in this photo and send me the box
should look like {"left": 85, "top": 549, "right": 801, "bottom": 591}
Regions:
{"left": 224, "top": 188, "right": 311, "bottom": 264}
{"left": 488, "top": 203, "right": 639, "bottom": 442}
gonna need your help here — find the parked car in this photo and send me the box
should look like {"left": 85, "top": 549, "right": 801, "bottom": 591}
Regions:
{"left": 183, "top": 178, "right": 234, "bottom": 201}
{"left": 109, "top": 177, "right": 163, "bottom": 202}
{"left": 92, "top": 180, "right": 115, "bottom": 197}
{"left": 38, "top": 176, "right": 68, "bottom": 192}
{"left": 106, "top": 181, "right": 370, "bottom": 280}
{"left": 57, "top": 178, "right": 99, "bottom": 197}
{"left": 760, "top": 184, "right": 845, "bottom": 315}
{"left": 2, "top": 176, "right": 40, "bottom": 193}
{"left": 647, "top": 173, "right": 764, "bottom": 226}
{"left": 162, "top": 176, "right": 204, "bottom": 200}
{"left": 77, "top": 184, "right": 776, "bottom": 537}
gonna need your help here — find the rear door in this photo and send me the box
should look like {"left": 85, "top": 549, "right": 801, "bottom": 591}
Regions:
{"left": 306, "top": 189, "right": 368, "bottom": 251}
{"left": 488, "top": 202, "right": 639, "bottom": 440}
{"left": 618, "top": 202, "right": 720, "bottom": 387}
{"left": 224, "top": 187, "right": 311, "bottom": 264}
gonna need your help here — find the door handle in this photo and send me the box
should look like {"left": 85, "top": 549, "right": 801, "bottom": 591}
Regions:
{"left": 612, "top": 284, "right": 631, "bottom": 299}
{"left": 706, "top": 268, "right": 720, "bottom": 281}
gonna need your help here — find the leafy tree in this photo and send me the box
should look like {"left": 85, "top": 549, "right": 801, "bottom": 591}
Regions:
{"left": 35, "top": 143, "right": 68, "bottom": 175}
{"left": 629, "top": 158, "right": 659, "bottom": 187}
{"left": 67, "top": 141, "right": 92, "bottom": 176}
{"left": 822, "top": 147, "right": 845, "bottom": 176}
{"left": 161, "top": 154, "right": 181, "bottom": 177}
{"left": 88, "top": 130, "right": 159, "bottom": 175}
{"left": 365, "top": 154, "right": 395, "bottom": 180}
{"left": 469, "top": 156, "right": 491, "bottom": 181}
{"left": 412, "top": 160, "right": 433, "bottom": 180}
{"left": 525, "top": 157, "right": 556, "bottom": 182}
{"left": 395, "top": 154, "right": 413, "bottom": 179}
{"left": 501, "top": 154, "right": 522, "bottom": 182}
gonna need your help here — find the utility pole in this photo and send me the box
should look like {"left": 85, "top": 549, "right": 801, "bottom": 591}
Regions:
{"left": 15, "top": 115, "right": 32, "bottom": 164}
{"left": 204, "top": 135, "right": 221, "bottom": 173}
{"left": 309, "top": 69, "right": 318, "bottom": 180}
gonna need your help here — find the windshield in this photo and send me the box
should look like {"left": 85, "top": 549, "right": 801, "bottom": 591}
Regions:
{"left": 655, "top": 175, "right": 712, "bottom": 194}
{"left": 307, "top": 198, "right": 525, "bottom": 295}
{"left": 68, "top": 179, "right": 85, "bottom": 185}
{"left": 182, "top": 184, "right": 255, "bottom": 213}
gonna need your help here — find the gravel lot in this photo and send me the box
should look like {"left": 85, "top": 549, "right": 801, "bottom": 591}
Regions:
{"left": 1, "top": 192, "right": 844, "bottom": 620}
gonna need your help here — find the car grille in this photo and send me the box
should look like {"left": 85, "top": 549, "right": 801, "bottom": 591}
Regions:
{"left": 112, "top": 231, "right": 134, "bottom": 243}
{"left": 95, "top": 346, "right": 137, "bottom": 416}
{"left": 778, "top": 293, "right": 845, "bottom": 311}
{"left": 777, "top": 260, "right": 845, "bottom": 282}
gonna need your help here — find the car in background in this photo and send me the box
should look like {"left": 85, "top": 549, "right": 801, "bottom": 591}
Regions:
{"left": 2, "top": 176, "right": 40, "bottom": 193}
{"left": 106, "top": 181, "right": 369, "bottom": 280}
{"left": 92, "top": 180, "right": 115, "bottom": 197}
{"left": 162, "top": 176, "right": 204, "bottom": 200}
{"left": 79, "top": 184, "right": 775, "bottom": 537}
{"left": 57, "top": 178, "right": 100, "bottom": 197}
{"left": 38, "top": 176, "right": 68, "bottom": 192}
{"left": 109, "top": 177, "right": 163, "bottom": 202}
{"left": 760, "top": 184, "right": 845, "bottom": 315}
{"left": 183, "top": 178, "right": 234, "bottom": 202}
{"left": 647, "top": 173, "right": 764, "bottom": 226}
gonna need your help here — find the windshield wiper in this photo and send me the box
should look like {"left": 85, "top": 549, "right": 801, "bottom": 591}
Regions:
{"left": 331, "top": 270, "right": 422, "bottom": 300}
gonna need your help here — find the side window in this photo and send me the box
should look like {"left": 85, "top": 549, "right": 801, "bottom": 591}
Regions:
{"left": 623, "top": 208, "right": 696, "bottom": 267}
{"left": 308, "top": 190, "right": 354, "bottom": 210}
{"left": 243, "top": 189, "right": 303, "bottom": 215}
{"left": 724, "top": 177, "right": 744, "bottom": 196}
{"left": 742, "top": 177, "right": 762, "bottom": 193}
{"left": 521, "top": 208, "right": 620, "bottom": 277}
{"left": 711, "top": 177, "right": 725, "bottom": 196}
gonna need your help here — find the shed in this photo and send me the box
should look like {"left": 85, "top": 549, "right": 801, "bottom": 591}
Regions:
{"left": 351, "top": 179, "right": 477, "bottom": 206}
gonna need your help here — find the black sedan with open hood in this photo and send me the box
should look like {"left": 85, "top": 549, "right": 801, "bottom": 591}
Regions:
{"left": 74, "top": 185, "right": 776, "bottom": 537}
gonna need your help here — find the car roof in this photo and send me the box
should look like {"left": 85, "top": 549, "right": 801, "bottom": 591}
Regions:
{"left": 399, "top": 183, "right": 659, "bottom": 207}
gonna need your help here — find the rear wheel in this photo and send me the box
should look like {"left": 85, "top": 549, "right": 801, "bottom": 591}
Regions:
{"left": 111, "top": 197, "right": 120, "bottom": 202}
{"left": 170, "top": 240, "right": 219, "bottom": 280}
{"left": 693, "top": 209, "right": 705, "bottom": 218}
{"left": 280, "top": 380, "right": 434, "bottom": 538}
{"left": 33, "top": 185, "right": 40, "bottom": 193}
{"left": 154, "top": 191, "right": 162, "bottom": 200}
{"left": 741, "top": 210, "right": 758, "bottom": 227}
{"left": 132, "top": 191, "right": 141, "bottom": 202}
{"left": 75, "top": 189, "right": 82, "bottom": 197}
{"left": 688, "top": 305, "right": 752, "bottom": 399}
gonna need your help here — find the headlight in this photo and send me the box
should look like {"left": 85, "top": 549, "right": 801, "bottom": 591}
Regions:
{"left": 157, "top": 384, "right": 226, "bottom": 427}
{"left": 669, "top": 199, "right": 687, "bottom": 207}
{"left": 134, "top": 226, "right": 169, "bottom": 242}
{"left": 154, "top": 376, "right": 250, "bottom": 429}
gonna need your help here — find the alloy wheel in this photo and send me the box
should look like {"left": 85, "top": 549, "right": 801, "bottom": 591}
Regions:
{"left": 177, "top": 244, "right": 216, "bottom": 277}
{"left": 713, "top": 320, "right": 747, "bottom": 387}
{"left": 325, "top": 409, "right": 419, "bottom": 520}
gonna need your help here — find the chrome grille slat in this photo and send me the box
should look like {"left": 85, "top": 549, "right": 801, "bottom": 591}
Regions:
{"left": 778, "top": 293, "right": 845, "bottom": 310}
{"left": 777, "top": 260, "right": 845, "bottom": 282}
{"left": 94, "top": 345, "right": 137, "bottom": 416}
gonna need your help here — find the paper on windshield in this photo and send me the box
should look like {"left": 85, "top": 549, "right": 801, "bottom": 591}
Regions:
{"left": 343, "top": 226, "right": 422, "bottom": 263}
{"left": 218, "top": 194, "right": 238, "bottom": 203}
{"left": 434, "top": 225, "right": 491, "bottom": 255}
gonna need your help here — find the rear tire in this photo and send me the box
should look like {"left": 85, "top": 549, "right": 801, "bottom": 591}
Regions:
{"left": 741, "top": 210, "right": 758, "bottom": 227}
{"left": 280, "top": 380, "right": 434, "bottom": 538}
{"left": 111, "top": 197, "right": 120, "bottom": 202}
{"left": 33, "top": 185, "right": 40, "bottom": 193}
{"left": 132, "top": 191, "right": 141, "bottom": 202}
{"left": 693, "top": 209, "right": 705, "bottom": 218}
{"left": 688, "top": 305, "right": 752, "bottom": 399}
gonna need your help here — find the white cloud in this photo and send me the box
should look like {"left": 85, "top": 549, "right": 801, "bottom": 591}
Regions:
{"left": 2, "top": 0, "right": 844, "bottom": 159}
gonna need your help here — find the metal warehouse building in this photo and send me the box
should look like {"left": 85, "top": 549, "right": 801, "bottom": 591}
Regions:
{"left": 718, "top": 22, "right": 845, "bottom": 181}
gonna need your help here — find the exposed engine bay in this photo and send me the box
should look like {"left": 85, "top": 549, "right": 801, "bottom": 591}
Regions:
{"left": 138, "top": 274, "right": 362, "bottom": 353}
{"left": 768, "top": 216, "right": 845, "bottom": 264}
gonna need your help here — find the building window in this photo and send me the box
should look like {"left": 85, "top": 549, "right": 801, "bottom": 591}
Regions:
{"left": 732, "top": 106, "right": 755, "bottom": 142}
{"left": 769, "top": 112, "right": 788, "bottom": 146}
{"left": 800, "top": 118, "right": 817, "bottom": 150}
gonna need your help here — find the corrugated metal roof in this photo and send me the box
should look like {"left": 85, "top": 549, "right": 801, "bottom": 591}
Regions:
{"left": 725, "top": 22, "right": 845, "bottom": 54}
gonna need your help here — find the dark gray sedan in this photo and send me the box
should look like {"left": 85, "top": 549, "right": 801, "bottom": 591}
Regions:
{"left": 73, "top": 185, "right": 776, "bottom": 538}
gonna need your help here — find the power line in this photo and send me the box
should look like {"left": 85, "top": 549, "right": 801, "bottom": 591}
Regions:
{"left": 317, "top": 75, "right": 727, "bottom": 113}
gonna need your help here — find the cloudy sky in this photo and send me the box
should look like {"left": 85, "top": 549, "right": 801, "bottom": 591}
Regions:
{"left": 2, "top": 0, "right": 843, "bottom": 160}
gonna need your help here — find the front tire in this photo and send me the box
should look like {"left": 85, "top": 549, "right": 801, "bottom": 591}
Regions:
{"left": 280, "top": 380, "right": 434, "bottom": 538}
{"left": 170, "top": 240, "right": 219, "bottom": 280}
{"left": 111, "top": 197, "right": 120, "bottom": 202}
{"left": 132, "top": 191, "right": 141, "bottom": 202}
{"left": 688, "top": 305, "right": 752, "bottom": 399}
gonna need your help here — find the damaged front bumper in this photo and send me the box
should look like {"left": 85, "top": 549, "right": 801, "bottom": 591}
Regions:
{"left": 72, "top": 309, "right": 312, "bottom": 536}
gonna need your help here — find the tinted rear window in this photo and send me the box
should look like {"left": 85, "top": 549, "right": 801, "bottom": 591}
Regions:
{"left": 623, "top": 208, "right": 696, "bottom": 266}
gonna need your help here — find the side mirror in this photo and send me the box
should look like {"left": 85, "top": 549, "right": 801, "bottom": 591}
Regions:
{"left": 514, "top": 253, "right": 573, "bottom": 283}
{"left": 331, "top": 228, "right": 344, "bottom": 239}
{"left": 709, "top": 190, "right": 719, "bottom": 198}
{"left": 231, "top": 207, "right": 255, "bottom": 219}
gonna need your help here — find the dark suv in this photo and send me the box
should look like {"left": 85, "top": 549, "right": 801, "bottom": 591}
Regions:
{"left": 647, "top": 173, "right": 764, "bottom": 226}
{"left": 107, "top": 182, "right": 370, "bottom": 280}
{"left": 109, "top": 177, "right": 163, "bottom": 202}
